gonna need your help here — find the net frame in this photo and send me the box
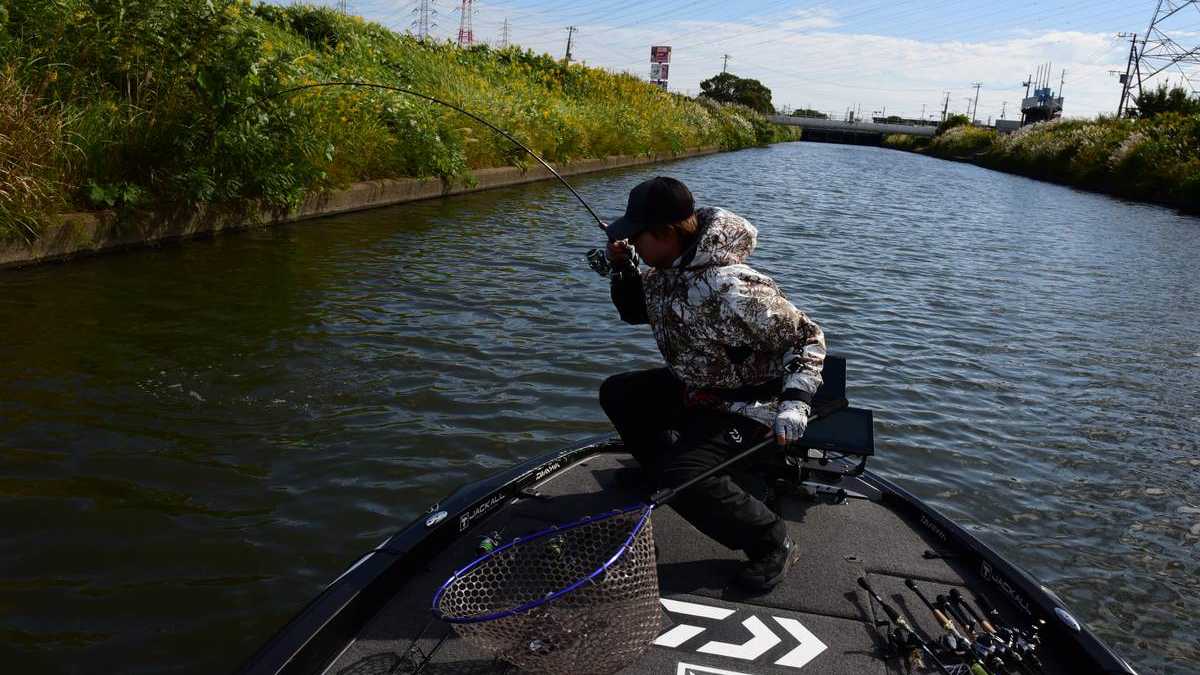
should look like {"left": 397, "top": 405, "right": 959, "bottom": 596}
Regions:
{"left": 431, "top": 503, "right": 655, "bottom": 624}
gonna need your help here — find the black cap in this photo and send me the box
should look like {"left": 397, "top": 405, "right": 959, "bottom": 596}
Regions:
{"left": 607, "top": 177, "right": 695, "bottom": 241}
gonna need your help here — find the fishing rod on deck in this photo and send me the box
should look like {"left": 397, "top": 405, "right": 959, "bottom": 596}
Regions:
{"left": 857, "top": 577, "right": 954, "bottom": 675}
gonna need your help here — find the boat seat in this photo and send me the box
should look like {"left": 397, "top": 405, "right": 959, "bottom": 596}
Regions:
{"left": 764, "top": 356, "right": 879, "bottom": 503}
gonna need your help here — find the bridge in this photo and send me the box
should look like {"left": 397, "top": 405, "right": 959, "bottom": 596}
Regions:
{"left": 768, "top": 115, "right": 936, "bottom": 145}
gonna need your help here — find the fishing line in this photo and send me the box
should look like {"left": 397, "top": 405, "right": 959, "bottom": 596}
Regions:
{"left": 235, "top": 80, "right": 608, "bottom": 232}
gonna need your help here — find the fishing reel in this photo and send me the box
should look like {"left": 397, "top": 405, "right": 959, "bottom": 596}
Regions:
{"left": 585, "top": 247, "right": 641, "bottom": 278}
{"left": 586, "top": 248, "right": 612, "bottom": 277}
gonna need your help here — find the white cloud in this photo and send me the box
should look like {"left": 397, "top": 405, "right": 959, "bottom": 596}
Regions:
{"left": 341, "top": 1, "right": 1148, "bottom": 120}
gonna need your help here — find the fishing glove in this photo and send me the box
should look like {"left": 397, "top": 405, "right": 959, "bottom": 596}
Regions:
{"left": 774, "top": 400, "right": 811, "bottom": 448}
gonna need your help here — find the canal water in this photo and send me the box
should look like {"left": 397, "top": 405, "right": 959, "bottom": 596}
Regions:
{"left": 2, "top": 143, "right": 1197, "bottom": 674}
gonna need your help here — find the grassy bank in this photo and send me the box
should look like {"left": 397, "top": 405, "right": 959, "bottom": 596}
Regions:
{"left": 883, "top": 115, "right": 1200, "bottom": 212}
{"left": 0, "top": 1, "right": 798, "bottom": 243}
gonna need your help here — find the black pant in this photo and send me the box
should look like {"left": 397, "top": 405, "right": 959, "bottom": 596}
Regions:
{"left": 599, "top": 368, "right": 785, "bottom": 557}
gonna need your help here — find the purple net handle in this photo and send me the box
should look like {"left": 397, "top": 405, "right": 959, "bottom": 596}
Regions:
{"left": 431, "top": 503, "right": 654, "bottom": 624}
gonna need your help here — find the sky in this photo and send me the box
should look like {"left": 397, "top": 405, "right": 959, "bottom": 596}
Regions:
{"left": 314, "top": 0, "right": 1200, "bottom": 121}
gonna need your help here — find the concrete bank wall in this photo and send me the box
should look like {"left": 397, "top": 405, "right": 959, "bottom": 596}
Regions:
{"left": 1, "top": 146, "right": 721, "bottom": 270}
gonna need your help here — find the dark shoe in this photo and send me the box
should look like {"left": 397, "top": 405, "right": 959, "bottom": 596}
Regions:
{"left": 736, "top": 536, "right": 800, "bottom": 592}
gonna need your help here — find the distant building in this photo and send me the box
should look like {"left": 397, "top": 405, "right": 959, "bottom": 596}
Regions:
{"left": 995, "top": 119, "right": 1021, "bottom": 134}
{"left": 1021, "top": 87, "right": 1063, "bottom": 125}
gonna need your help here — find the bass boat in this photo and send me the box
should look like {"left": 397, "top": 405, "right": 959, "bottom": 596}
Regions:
{"left": 239, "top": 356, "right": 1136, "bottom": 675}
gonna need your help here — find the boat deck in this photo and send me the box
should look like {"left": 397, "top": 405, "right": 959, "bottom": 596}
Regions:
{"left": 327, "top": 452, "right": 1056, "bottom": 675}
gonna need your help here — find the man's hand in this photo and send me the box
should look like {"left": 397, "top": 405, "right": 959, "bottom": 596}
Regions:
{"left": 774, "top": 400, "right": 810, "bottom": 448}
{"left": 607, "top": 239, "right": 634, "bottom": 266}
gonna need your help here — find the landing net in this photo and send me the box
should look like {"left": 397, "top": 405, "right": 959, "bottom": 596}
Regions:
{"left": 432, "top": 504, "right": 662, "bottom": 674}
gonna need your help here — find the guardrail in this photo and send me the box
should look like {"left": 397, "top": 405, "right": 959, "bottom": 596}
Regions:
{"left": 768, "top": 115, "right": 937, "bottom": 138}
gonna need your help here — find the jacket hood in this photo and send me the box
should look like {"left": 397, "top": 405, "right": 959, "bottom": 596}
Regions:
{"left": 677, "top": 207, "right": 758, "bottom": 269}
{"left": 676, "top": 206, "right": 758, "bottom": 269}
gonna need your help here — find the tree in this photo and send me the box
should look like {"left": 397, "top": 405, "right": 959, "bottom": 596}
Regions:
{"left": 790, "top": 108, "right": 827, "bottom": 119}
{"left": 936, "top": 113, "right": 970, "bottom": 136}
{"left": 699, "top": 72, "right": 775, "bottom": 114}
{"left": 1133, "top": 84, "right": 1200, "bottom": 118}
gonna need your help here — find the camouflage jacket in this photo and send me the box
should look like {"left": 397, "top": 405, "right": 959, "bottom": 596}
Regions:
{"left": 611, "top": 207, "right": 826, "bottom": 426}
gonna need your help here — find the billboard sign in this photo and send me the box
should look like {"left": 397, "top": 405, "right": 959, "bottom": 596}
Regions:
{"left": 650, "top": 46, "right": 672, "bottom": 63}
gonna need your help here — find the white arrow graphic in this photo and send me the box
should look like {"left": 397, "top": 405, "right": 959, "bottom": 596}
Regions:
{"left": 772, "top": 616, "right": 828, "bottom": 668}
{"left": 656, "top": 598, "right": 737, "bottom": 649}
{"left": 696, "top": 615, "right": 781, "bottom": 660}
{"left": 660, "top": 598, "right": 737, "bottom": 620}
{"left": 675, "top": 662, "right": 757, "bottom": 675}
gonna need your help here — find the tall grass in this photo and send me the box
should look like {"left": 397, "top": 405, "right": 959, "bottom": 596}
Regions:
{"left": 0, "top": 1, "right": 794, "bottom": 241}
{"left": 886, "top": 116, "right": 1200, "bottom": 213}
{"left": 0, "top": 68, "right": 73, "bottom": 243}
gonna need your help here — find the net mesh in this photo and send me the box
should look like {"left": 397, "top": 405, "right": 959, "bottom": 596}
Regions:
{"left": 435, "top": 506, "right": 662, "bottom": 674}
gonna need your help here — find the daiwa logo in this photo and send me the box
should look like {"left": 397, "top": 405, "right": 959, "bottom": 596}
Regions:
{"left": 459, "top": 494, "right": 506, "bottom": 532}
{"left": 980, "top": 561, "right": 1033, "bottom": 616}
{"left": 535, "top": 461, "right": 563, "bottom": 481}
{"left": 728, "top": 428, "right": 743, "bottom": 445}
{"left": 919, "top": 514, "right": 948, "bottom": 541}
{"left": 656, "top": 598, "right": 827, "bottom": 670}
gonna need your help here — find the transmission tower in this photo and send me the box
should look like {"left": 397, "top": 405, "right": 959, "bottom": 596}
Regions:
{"left": 498, "top": 17, "right": 511, "bottom": 48}
{"left": 411, "top": 0, "right": 437, "bottom": 41}
{"left": 1122, "top": 1, "right": 1200, "bottom": 113}
{"left": 456, "top": 0, "right": 475, "bottom": 47}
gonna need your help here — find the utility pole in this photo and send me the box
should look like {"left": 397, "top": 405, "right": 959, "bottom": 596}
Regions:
{"left": 1117, "top": 32, "right": 1139, "bottom": 116}
{"left": 941, "top": 91, "right": 951, "bottom": 121}
{"left": 921, "top": 103, "right": 926, "bottom": 121}
{"left": 498, "top": 17, "right": 510, "bottom": 48}
{"left": 970, "top": 82, "right": 983, "bottom": 124}
{"left": 456, "top": 0, "right": 474, "bottom": 47}
{"left": 564, "top": 26, "right": 577, "bottom": 64}
{"left": 722, "top": 54, "right": 731, "bottom": 73}
{"left": 411, "top": 0, "right": 437, "bottom": 41}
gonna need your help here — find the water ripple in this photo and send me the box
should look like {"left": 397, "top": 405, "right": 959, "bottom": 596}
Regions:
{"left": 0, "top": 143, "right": 1198, "bottom": 673}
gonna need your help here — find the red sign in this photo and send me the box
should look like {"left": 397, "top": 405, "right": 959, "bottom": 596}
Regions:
{"left": 650, "top": 46, "right": 672, "bottom": 63}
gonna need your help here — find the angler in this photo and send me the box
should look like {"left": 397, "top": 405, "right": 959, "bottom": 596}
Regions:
{"left": 238, "top": 80, "right": 1138, "bottom": 675}
{"left": 599, "top": 176, "right": 826, "bottom": 591}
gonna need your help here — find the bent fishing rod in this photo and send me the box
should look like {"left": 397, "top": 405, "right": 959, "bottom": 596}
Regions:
{"left": 233, "top": 80, "right": 608, "bottom": 232}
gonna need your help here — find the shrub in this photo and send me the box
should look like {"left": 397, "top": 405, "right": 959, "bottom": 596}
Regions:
{"left": 0, "top": 69, "right": 71, "bottom": 243}
{"left": 1134, "top": 84, "right": 1200, "bottom": 119}
{"left": 901, "top": 109, "right": 1200, "bottom": 212}
{"left": 0, "top": 1, "right": 788, "bottom": 241}
{"left": 927, "top": 125, "right": 997, "bottom": 157}
{"left": 882, "top": 134, "right": 928, "bottom": 151}
{"left": 936, "top": 114, "right": 970, "bottom": 136}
